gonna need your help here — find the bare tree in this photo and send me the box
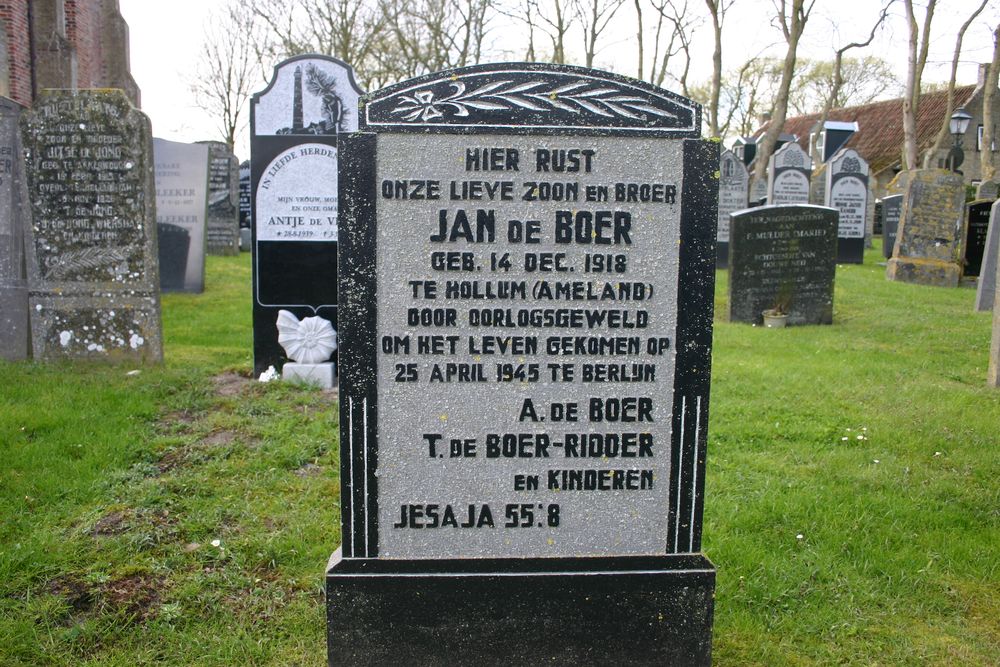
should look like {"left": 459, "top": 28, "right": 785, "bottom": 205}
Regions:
{"left": 983, "top": 23, "right": 1000, "bottom": 182}
{"left": 191, "top": 2, "right": 261, "bottom": 150}
{"left": 573, "top": 0, "right": 627, "bottom": 67}
{"left": 703, "top": 0, "right": 735, "bottom": 137}
{"left": 901, "top": 0, "right": 936, "bottom": 170}
{"left": 922, "top": 0, "right": 988, "bottom": 168}
{"left": 810, "top": 1, "right": 894, "bottom": 156}
{"left": 752, "top": 0, "right": 816, "bottom": 184}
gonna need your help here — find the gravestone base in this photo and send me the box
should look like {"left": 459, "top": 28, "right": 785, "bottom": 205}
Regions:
{"left": 283, "top": 362, "right": 335, "bottom": 389}
{"left": 716, "top": 242, "right": 729, "bottom": 269}
{"left": 837, "top": 238, "right": 864, "bottom": 264}
{"left": 886, "top": 257, "right": 961, "bottom": 288}
{"left": 327, "top": 550, "right": 715, "bottom": 667}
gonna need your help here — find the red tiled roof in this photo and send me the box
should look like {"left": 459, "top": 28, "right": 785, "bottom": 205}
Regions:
{"left": 753, "top": 85, "right": 980, "bottom": 174}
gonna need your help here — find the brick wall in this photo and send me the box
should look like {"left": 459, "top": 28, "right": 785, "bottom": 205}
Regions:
{"left": 0, "top": 0, "right": 33, "bottom": 106}
{"left": 0, "top": 0, "right": 139, "bottom": 107}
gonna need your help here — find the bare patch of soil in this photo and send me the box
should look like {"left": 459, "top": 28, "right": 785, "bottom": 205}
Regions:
{"left": 212, "top": 372, "right": 252, "bottom": 397}
{"left": 91, "top": 510, "right": 130, "bottom": 536}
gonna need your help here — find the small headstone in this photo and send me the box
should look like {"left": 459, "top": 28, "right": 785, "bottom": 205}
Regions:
{"left": 717, "top": 149, "right": 748, "bottom": 267}
{"left": 826, "top": 147, "right": 869, "bottom": 264}
{"left": 975, "top": 200, "right": 999, "bottom": 311}
{"left": 976, "top": 180, "right": 998, "bottom": 200}
{"left": 250, "top": 55, "right": 364, "bottom": 376}
{"left": 767, "top": 141, "right": 812, "bottom": 205}
{"left": 198, "top": 140, "right": 240, "bottom": 256}
{"left": 328, "top": 63, "right": 718, "bottom": 665}
{"left": 963, "top": 199, "right": 992, "bottom": 278}
{"left": 881, "top": 194, "right": 903, "bottom": 260}
{"left": 873, "top": 200, "right": 883, "bottom": 235}
{"left": 728, "top": 205, "right": 838, "bottom": 325}
{"left": 749, "top": 176, "right": 768, "bottom": 204}
{"left": 153, "top": 138, "right": 209, "bottom": 292}
{"left": 238, "top": 160, "right": 251, "bottom": 251}
{"left": 20, "top": 89, "right": 162, "bottom": 362}
{"left": 887, "top": 169, "right": 965, "bottom": 287}
{"left": 0, "top": 97, "right": 29, "bottom": 360}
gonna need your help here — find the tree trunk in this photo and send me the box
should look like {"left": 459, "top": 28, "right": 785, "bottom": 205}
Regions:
{"left": 704, "top": 0, "right": 723, "bottom": 138}
{"left": 902, "top": 0, "right": 936, "bottom": 170}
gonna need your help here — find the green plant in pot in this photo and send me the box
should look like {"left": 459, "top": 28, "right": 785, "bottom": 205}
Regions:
{"left": 762, "top": 288, "right": 792, "bottom": 328}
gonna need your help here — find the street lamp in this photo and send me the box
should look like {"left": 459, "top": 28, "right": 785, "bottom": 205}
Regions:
{"left": 947, "top": 106, "right": 973, "bottom": 173}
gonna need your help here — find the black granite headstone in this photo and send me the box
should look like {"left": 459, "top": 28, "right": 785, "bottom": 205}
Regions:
{"left": 328, "top": 62, "right": 718, "bottom": 665}
{"left": 20, "top": 90, "right": 162, "bottom": 362}
{"left": 250, "top": 54, "right": 364, "bottom": 376}
{"left": 826, "top": 147, "right": 868, "bottom": 264}
{"left": 238, "top": 160, "right": 251, "bottom": 251}
{"left": 873, "top": 200, "right": 883, "bottom": 235}
{"left": 881, "top": 194, "right": 902, "bottom": 260}
{"left": 728, "top": 204, "right": 838, "bottom": 325}
{"left": 963, "top": 199, "right": 992, "bottom": 278}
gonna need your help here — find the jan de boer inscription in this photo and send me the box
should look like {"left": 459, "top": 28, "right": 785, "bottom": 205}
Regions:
{"left": 20, "top": 90, "right": 162, "bottom": 362}
{"left": 329, "top": 63, "right": 717, "bottom": 664}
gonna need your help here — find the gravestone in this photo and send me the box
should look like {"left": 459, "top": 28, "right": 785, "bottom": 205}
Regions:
{"left": 962, "top": 199, "right": 992, "bottom": 278}
{"left": 153, "top": 138, "right": 209, "bottom": 292}
{"left": 825, "top": 148, "right": 868, "bottom": 264}
{"left": 976, "top": 180, "right": 998, "bottom": 200}
{"left": 20, "top": 90, "right": 162, "bottom": 362}
{"left": 873, "top": 200, "right": 883, "bottom": 235}
{"left": 238, "top": 160, "right": 251, "bottom": 250}
{"left": 991, "top": 261, "right": 1000, "bottom": 386}
{"left": 881, "top": 194, "right": 903, "bottom": 260}
{"left": 250, "top": 54, "right": 363, "bottom": 377}
{"left": 717, "top": 149, "right": 748, "bottom": 267}
{"left": 728, "top": 205, "right": 838, "bottom": 325}
{"left": 198, "top": 140, "right": 240, "bottom": 256}
{"left": 887, "top": 170, "right": 966, "bottom": 287}
{"left": 749, "top": 176, "right": 768, "bottom": 205}
{"left": 975, "top": 200, "right": 999, "bottom": 311}
{"left": 0, "top": 97, "right": 29, "bottom": 360}
{"left": 328, "top": 62, "right": 718, "bottom": 665}
{"left": 767, "top": 141, "right": 811, "bottom": 205}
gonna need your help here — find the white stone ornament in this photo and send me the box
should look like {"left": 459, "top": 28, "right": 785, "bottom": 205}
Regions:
{"left": 276, "top": 310, "right": 337, "bottom": 363}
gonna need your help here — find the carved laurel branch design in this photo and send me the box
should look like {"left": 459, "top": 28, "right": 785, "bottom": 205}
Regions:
{"left": 46, "top": 247, "right": 128, "bottom": 280}
{"left": 389, "top": 79, "right": 680, "bottom": 123}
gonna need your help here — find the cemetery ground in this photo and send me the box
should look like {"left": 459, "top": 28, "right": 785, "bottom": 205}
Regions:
{"left": 1, "top": 246, "right": 998, "bottom": 666}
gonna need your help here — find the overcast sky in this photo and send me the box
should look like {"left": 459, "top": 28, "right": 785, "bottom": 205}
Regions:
{"left": 118, "top": 0, "right": 999, "bottom": 160}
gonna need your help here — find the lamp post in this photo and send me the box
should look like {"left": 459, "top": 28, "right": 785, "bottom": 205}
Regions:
{"left": 947, "top": 106, "right": 973, "bottom": 174}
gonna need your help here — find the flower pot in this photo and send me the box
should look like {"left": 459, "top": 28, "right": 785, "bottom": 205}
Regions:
{"left": 762, "top": 310, "right": 788, "bottom": 328}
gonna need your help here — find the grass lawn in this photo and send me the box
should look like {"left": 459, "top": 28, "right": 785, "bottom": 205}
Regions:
{"left": 1, "top": 245, "right": 998, "bottom": 665}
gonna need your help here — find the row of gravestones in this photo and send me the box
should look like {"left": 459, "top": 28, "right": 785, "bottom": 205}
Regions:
{"left": 0, "top": 91, "right": 246, "bottom": 362}
{"left": 716, "top": 141, "right": 869, "bottom": 269}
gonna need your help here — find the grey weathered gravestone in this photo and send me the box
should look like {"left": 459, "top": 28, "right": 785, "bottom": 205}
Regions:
{"left": 962, "top": 199, "right": 992, "bottom": 278}
{"left": 153, "top": 138, "right": 209, "bottom": 292}
{"left": 20, "top": 89, "right": 162, "bottom": 362}
{"left": 767, "top": 141, "right": 811, "bottom": 205}
{"left": 749, "top": 176, "right": 768, "bottom": 205}
{"left": 991, "top": 261, "right": 1000, "bottom": 386}
{"left": 328, "top": 63, "right": 718, "bottom": 665}
{"left": 881, "top": 194, "right": 903, "bottom": 260}
{"left": 0, "top": 97, "right": 29, "bottom": 360}
{"left": 250, "top": 54, "right": 364, "bottom": 377}
{"left": 728, "top": 205, "right": 838, "bottom": 325}
{"left": 975, "top": 200, "right": 999, "bottom": 311}
{"left": 887, "top": 169, "right": 965, "bottom": 287}
{"left": 976, "top": 180, "right": 998, "bottom": 200}
{"left": 826, "top": 147, "right": 868, "bottom": 264}
{"left": 198, "top": 140, "right": 240, "bottom": 256}
{"left": 238, "top": 159, "right": 251, "bottom": 250}
{"left": 717, "top": 149, "right": 748, "bottom": 267}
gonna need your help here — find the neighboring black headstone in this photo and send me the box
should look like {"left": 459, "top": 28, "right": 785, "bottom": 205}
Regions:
{"left": 873, "top": 200, "right": 883, "bottom": 235}
{"left": 963, "top": 199, "right": 992, "bottom": 278}
{"left": 717, "top": 149, "right": 748, "bottom": 268}
{"left": 0, "top": 96, "right": 29, "bottom": 360}
{"left": 328, "top": 63, "right": 718, "bottom": 665}
{"left": 20, "top": 90, "right": 162, "bottom": 362}
{"left": 198, "top": 140, "right": 240, "bottom": 256}
{"left": 250, "top": 54, "right": 364, "bottom": 376}
{"left": 728, "top": 205, "right": 838, "bottom": 325}
{"left": 826, "top": 147, "right": 868, "bottom": 264}
{"left": 881, "top": 194, "right": 902, "bottom": 260}
{"left": 767, "top": 142, "right": 811, "bottom": 205}
{"left": 154, "top": 138, "right": 209, "bottom": 293}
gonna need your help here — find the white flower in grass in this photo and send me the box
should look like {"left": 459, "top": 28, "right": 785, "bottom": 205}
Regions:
{"left": 276, "top": 310, "right": 337, "bottom": 364}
